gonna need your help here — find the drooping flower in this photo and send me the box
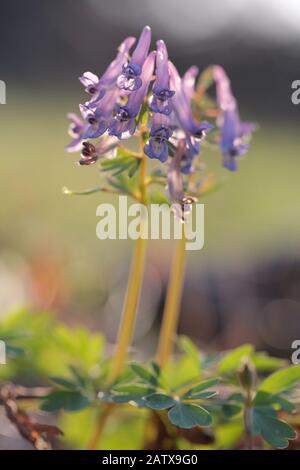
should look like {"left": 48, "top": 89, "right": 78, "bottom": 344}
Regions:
{"left": 180, "top": 137, "right": 200, "bottom": 174}
{"left": 213, "top": 65, "right": 256, "bottom": 171}
{"left": 149, "top": 40, "right": 175, "bottom": 115}
{"left": 66, "top": 113, "right": 87, "bottom": 152}
{"left": 182, "top": 66, "right": 199, "bottom": 101}
{"left": 117, "top": 26, "right": 151, "bottom": 92}
{"left": 168, "top": 62, "right": 213, "bottom": 173}
{"left": 144, "top": 113, "right": 172, "bottom": 162}
{"left": 78, "top": 135, "right": 118, "bottom": 166}
{"left": 169, "top": 61, "right": 212, "bottom": 139}
{"left": 79, "top": 37, "right": 136, "bottom": 105}
{"left": 167, "top": 140, "right": 197, "bottom": 221}
{"left": 109, "top": 51, "right": 156, "bottom": 139}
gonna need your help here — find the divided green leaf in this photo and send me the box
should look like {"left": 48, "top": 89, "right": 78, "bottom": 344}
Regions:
{"left": 143, "top": 393, "right": 176, "bottom": 410}
{"left": 168, "top": 403, "right": 212, "bottom": 429}
{"left": 41, "top": 390, "right": 91, "bottom": 412}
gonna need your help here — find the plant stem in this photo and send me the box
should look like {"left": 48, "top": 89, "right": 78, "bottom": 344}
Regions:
{"left": 108, "top": 152, "right": 148, "bottom": 383}
{"left": 244, "top": 390, "right": 254, "bottom": 450}
{"left": 157, "top": 231, "right": 187, "bottom": 368}
{"left": 87, "top": 152, "right": 148, "bottom": 450}
{"left": 86, "top": 403, "right": 114, "bottom": 450}
{"left": 109, "top": 234, "right": 147, "bottom": 382}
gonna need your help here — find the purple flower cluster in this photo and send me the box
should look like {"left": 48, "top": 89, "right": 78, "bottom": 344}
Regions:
{"left": 67, "top": 26, "right": 254, "bottom": 173}
{"left": 66, "top": 26, "right": 212, "bottom": 171}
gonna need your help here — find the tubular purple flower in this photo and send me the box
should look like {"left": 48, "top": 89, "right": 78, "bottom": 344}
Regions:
{"left": 167, "top": 140, "right": 197, "bottom": 221}
{"left": 78, "top": 136, "right": 118, "bottom": 166}
{"left": 80, "top": 86, "right": 121, "bottom": 139}
{"left": 181, "top": 138, "right": 200, "bottom": 174}
{"left": 169, "top": 61, "right": 213, "bottom": 139}
{"left": 213, "top": 65, "right": 256, "bottom": 171}
{"left": 150, "top": 40, "right": 175, "bottom": 115}
{"left": 168, "top": 62, "right": 212, "bottom": 174}
{"left": 79, "top": 37, "right": 136, "bottom": 104}
{"left": 117, "top": 26, "right": 151, "bottom": 92}
{"left": 66, "top": 113, "right": 87, "bottom": 152}
{"left": 109, "top": 51, "right": 156, "bottom": 139}
{"left": 144, "top": 113, "right": 172, "bottom": 162}
{"left": 182, "top": 66, "right": 199, "bottom": 102}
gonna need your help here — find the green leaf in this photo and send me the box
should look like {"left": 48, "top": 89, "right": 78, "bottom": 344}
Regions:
{"left": 220, "top": 392, "right": 244, "bottom": 418}
{"left": 149, "top": 190, "right": 170, "bottom": 205}
{"left": 112, "top": 384, "right": 151, "bottom": 396}
{"left": 259, "top": 365, "right": 300, "bottom": 394}
{"left": 50, "top": 376, "right": 77, "bottom": 390}
{"left": 69, "top": 365, "right": 88, "bottom": 389}
{"left": 218, "top": 344, "right": 254, "bottom": 374}
{"left": 179, "top": 336, "right": 201, "bottom": 365}
{"left": 254, "top": 391, "right": 295, "bottom": 413}
{"left": 185, "top": 391, "right": 218, "bottom": 400}
{"left": 130, "top": 363, "right": 157, "bottom": 386}
{"left": 251, "top": 408, "right": 296, "bottom": 448}
{"left": 109, "top": 384, "right": 153, "bottom": 403}
{"left": 143, "top": 393, "right": 176, "bottom": 410}
{"left": 101, "top": 152, "right": 140, "bottom": 178}
{"left": 273, "top": 395, "right": 296, "bottom": 413}
{"left": 184, "top": 378, "right": 220, "bottom": 398}
{"left": 222, "top": 403, "right": 243, "bottom": 418}
{"left": 110, "top": 395, "right": 142, "bottom": 404}
{"left": 53, "top": 325, "right": 105, "bottom": 371}
{"left": 168, "top": 403, "right": 212, "bottom": 429}
{"left": 150, "top": 361, "right": 161, "bottom": 378}
{"left": 128, "top": 159, "right": 140, "bottom": 178}
{"left": 227, "top": 392, "right": 245, "bottom": 403}
{"left": 252, "top": 352, "right": 286, "bottom": 371}
{"left": 107, "top": 173, "right": 139, "bottom": 197}
{"left": 41, "top": 390, "right": 90, "bottom": 412}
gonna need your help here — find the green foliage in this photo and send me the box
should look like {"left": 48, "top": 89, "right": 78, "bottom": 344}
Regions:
{"left": 168, "top": 403, "right": 212, "bottom": 428}
{"left": 143, "top": 393, "right": 176, "bottom": 410}
{"left": 251, "top": 406, "right": 296, "bottom": 449}
{"left": 99, "top": 362, "right": 218, "bottom": 432}
{"left": 101, "top": 148, "right": 141, "bottom": 178}
{"left": 183, "top": 378, "right": 220, "bottom": 398}
{"left": 130, "top": 363, "right": 158, "bottom": 387}
{"left": 258, "top": 365, "right": 300, "bottom": 394}
{"left": 41, "top": 390, "right": 91, "bottom": 412}
{"left": 1, "top": 311, "right": 300, "bottom": 450}
{"left": 218, "top": 344, "right": 254, "bottom": 374}
{"left": 148, "top": 190, "right": 170, "bottom": 205}
{"left": 216, "top": 345, "right": 299, "bottom": 449}
{"left": 107, "top": 172, "right": 140, "bottom": 198}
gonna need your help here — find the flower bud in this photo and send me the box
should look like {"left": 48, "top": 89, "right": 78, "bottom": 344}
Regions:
{"left": 238, "top": 358, "right": 256, "bottom": 392}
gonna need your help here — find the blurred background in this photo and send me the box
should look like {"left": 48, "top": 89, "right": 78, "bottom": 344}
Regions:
{"left": 1, "top": 0, "right": 300, "bottom": 361}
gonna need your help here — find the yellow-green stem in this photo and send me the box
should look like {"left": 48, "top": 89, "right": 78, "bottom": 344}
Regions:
{"left": 108, "top": 154, "right": 148, "bottom": 382}
{"left": 87, "top": 149, "right": 148, "bottom": 450}
{"left": 157, "top": 232, "right": 187, "bottom": 368}
{"left": 108, "top": 234, "right": 147, "bottom": 382}
{"left": 86, "top": 402, "right": 114, "bottom": 450}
